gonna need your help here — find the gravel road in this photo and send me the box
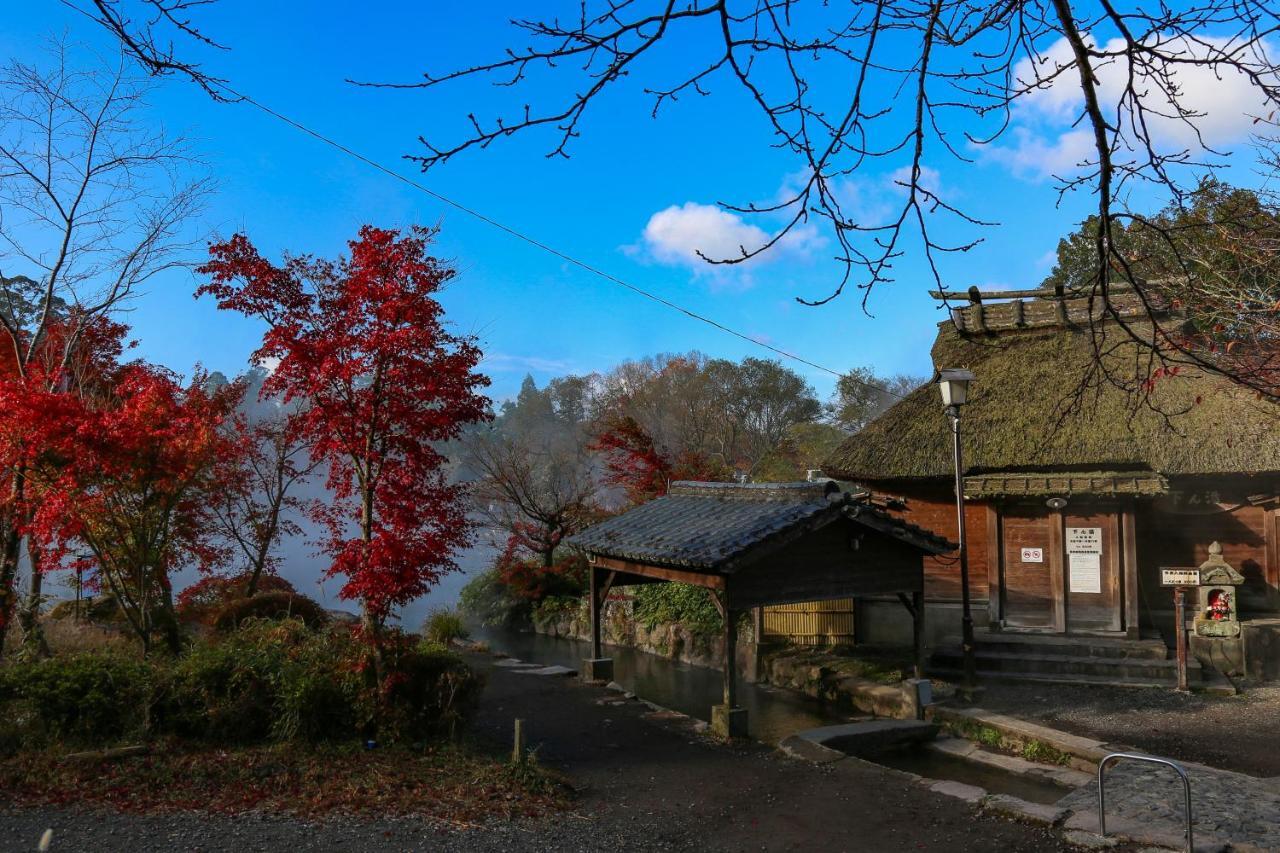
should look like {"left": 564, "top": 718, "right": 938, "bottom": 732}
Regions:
{"left": 3, "top": 657, "right": 1083, "bottom": 852}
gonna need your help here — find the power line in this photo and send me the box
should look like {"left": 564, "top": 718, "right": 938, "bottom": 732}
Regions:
{"left": 56, "top": 0, "right": 908, "bottom": 402}
{"left": 227, "top": 87, "right": 880, "bottom": 386}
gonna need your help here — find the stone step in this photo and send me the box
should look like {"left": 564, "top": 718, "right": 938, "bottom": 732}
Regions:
{"left": 941, "top": 633, "right": 1171, "bottom": 660}
{"left": 931, "top": 648, "right": 1200, "bottom": 682}
{"left": 928, "top": 665, "right": 1203, "bottom": 690}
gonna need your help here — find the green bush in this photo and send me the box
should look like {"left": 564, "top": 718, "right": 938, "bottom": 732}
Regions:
{"left": 212, "top": 591, "right": 329, "bottom": 632}
{"left": 632, "top": 583, "right": 723, "bottom": 636}
{"left": 459, "top": 568, "right": 529, "bottom": 627}
{"left": 0, "top": 653, "right": 152, "bottom": 747}
{"left": 423, "top": 607, "right": 470, "bottom": 645}
{"left": 0, "top": 619, "right": 484, "bottom": 750}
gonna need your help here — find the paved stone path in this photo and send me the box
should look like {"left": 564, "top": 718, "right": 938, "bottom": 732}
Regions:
{"left": 1057, "top": 758, "right": 1280, "bottom": 851}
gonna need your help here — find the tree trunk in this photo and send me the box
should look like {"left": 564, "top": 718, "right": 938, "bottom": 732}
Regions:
{"left": 157, "top": 581, "right": 182, "bottom": 656}
{"left": 18, "top": 544, "right": 50, "bottom": 659}
{"left": 0, "top": 475, "right": 26, "bottom": 641}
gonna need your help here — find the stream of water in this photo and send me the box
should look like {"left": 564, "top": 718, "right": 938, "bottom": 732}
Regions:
{"left": 472, "top": 625, "right": 856, "bottom": 745}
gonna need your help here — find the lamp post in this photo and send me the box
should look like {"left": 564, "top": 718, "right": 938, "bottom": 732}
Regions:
{"left": 937, "top": 368, "right": 977, "bottom": 696}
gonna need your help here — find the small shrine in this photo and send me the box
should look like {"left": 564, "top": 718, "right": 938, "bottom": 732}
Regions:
{"left": 1194, "top": 541, "right": 1246, "bottom": 639}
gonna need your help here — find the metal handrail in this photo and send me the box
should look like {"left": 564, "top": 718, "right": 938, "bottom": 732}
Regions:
{"left": 1098, "top": 752, "right": 1194, "bottom": 853}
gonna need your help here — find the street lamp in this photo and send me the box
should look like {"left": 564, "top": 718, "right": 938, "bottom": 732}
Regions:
{"left": 937, "top": 368, "right": 977, "bottom": 696}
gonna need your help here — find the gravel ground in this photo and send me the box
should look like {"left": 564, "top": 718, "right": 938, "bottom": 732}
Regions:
{"left": 2, "top": 657, "right": 1085, "bottom": 852}
{"left": 980, "top": 681, "right": 1280, "bottom": 777}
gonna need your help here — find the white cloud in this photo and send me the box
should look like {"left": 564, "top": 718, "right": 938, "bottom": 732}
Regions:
{"left": 628, "top": 201, "right": 824, "bottom": 283}
{"left": 480, "top": 352, "right": 578, "bottom": 374}
{"left": 986, "top": 127, "right": 1097, "bottom": 178}
{"left": 986, "top": 34, "right": 1275, "bottom": 179}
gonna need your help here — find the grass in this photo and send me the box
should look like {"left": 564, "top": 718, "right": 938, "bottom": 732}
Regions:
{"left": 423, "top": 607, "right": 471, "bottom": 646}
{"left": 942, "top": 718, "right": 1073, "bottom": 767}
{"left": 0, "top": 740, "right": 570, "bottom": 823}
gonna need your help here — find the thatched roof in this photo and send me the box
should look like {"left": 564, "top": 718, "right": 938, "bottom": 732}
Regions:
{"left": 824, "top": 313, "right": 1280, "bottom": 484}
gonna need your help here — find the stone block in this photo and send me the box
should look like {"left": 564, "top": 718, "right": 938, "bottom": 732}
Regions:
{"left": 581, "top": 657, "right": 613, "bottom": 682}
{"left": 928, "top": 779, "right": 986, "bottom": 804}
{"left": 711, "top": 704, "right": 748, "bottom": 739}
{"left": 982, "top": 793, "right": 1069, "bottom": 826}
{"left": 1243, "top": 619, "right": 1280, "bottom": 682}
{"left": 1190, "top": 634, "right": 1244, "bottom": 677}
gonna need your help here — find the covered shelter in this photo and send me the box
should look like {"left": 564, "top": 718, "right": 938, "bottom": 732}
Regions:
{"left": 566, "top": 480, "right": 954, "bottom": 737}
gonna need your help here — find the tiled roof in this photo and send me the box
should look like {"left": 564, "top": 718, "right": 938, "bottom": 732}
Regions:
{"left": 566, "top": 481, "right": 954, "bottom": 571}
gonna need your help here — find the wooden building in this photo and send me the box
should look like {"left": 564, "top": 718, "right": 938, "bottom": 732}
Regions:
{"left": 823, "top": 288, "right": 1280, "bottom": 683}
{"left": 567, "top": 480, "right": 952, "bottom": 735}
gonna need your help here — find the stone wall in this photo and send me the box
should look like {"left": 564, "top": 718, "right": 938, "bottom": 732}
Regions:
{"left": 531, "top": 596, "right": 757, "bottom": 674}
{"left": 532, "top": 596, "right": 920, "bottom": 718}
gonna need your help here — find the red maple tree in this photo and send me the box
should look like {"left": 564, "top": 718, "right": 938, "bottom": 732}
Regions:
{"left": 591, "top": 414, "right": 724, "bottom": 505}
{"left": 32, "top": 365, "right": 240, "bottom": 653}
{"left": 18, "top": 358, "right": 242, "bottom": 655}
{"left": 0, "top": 314, "right": 135, "bottom": 643}
{"left": 198, "top": 225, "right": 491, "bottom": 647}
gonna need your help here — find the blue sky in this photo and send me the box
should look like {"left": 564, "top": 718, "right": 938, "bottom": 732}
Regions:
{"left": 3, "top": 2, "right": 1270, "bottom": 406}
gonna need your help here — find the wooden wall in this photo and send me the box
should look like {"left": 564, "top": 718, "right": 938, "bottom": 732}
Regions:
{"left": 1136, "top": 498, "right": 1279, "bottom": 616}
{"left": 892, "top": 489, "right": 992, "bottom": 603}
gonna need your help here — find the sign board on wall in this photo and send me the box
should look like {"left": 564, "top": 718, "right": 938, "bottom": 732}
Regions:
{"left": 1066, "top": 527, "right": 1103, "bottom": 594}
{"left": 1021, "top": 547, "right": 1043, "bottom": 563}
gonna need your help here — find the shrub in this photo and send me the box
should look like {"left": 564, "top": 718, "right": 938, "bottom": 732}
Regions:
{"left": 212, "top": 591, "right": 329, "bottom": 632}
{"left": 423, "top": 607, "right": 470, "bottom": 646}
{"left": 0, "top": 620, "right": 484, "bottom": 750}
{"left": 156, "top": 619, "right": 482, "bottom": 745}
{"left": 459, "top": 568, "right": 528, "bottom": 628}
{"left": 497, "top": 553, "right": 588, "bottom": 602}
{"left": 632, "top": 583, "right": 723, "bottom": 636}
{"left": 377, "top": 640, "right": 484, "bottom": 742}
{"left": 177, "top": 573, "right": 298, "bottom": 625}
{"left": 0, "top": 653, "right": 152, "bottom": 747}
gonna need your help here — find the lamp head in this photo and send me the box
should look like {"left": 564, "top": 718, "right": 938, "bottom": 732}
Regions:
{"left": 936, "top": 368, "right": 975, "bottom": 408}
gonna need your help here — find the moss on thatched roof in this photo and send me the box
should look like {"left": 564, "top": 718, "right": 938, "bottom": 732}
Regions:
{"left": 824, "top": 321, "right": 1280, "bottom": 482}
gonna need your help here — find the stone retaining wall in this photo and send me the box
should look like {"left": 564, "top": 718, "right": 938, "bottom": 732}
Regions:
{"left": 532, "top": 597, "right": 918, "bottom": 718}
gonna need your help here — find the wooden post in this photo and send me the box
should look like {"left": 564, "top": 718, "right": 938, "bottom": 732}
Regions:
{"left": 512, "top": 718, "right": 525, "bottom": 764}
{"left": 723, "top": 607, "right": 738, "bottom": 708}
{"left": 912, "top": 589, "right": 926, "bottom": 679}
{"left": 589, "top": 565, "right": 602, "bottom": 661}
{"left": 1174, "top": 587, "right": 1189, "bottom": 692}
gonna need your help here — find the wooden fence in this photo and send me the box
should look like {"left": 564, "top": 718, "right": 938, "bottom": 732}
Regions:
{"left": 761, "top": 598, "right": 856, "bottom": 646}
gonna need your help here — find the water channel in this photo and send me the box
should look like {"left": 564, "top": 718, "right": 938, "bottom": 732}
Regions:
{"left": 472, "top": 625, "right": 855, "bottom": 746}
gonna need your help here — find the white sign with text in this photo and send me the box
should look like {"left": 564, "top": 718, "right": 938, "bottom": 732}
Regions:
{"left": 1066, "top": 527, "right": 1103, "bottom": 594}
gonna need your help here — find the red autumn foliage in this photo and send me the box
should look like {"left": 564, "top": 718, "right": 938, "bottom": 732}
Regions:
{"left": 198, "top": 225, "right": 491, "bottom": 626}
{"left": 590, "top": 414, "right": 724, "bottom": 504}
{"left": 0, "top": 315, "right": 135, "bottom": 636}
{"left": 492, "top": 532, "right": 588, "bottom": 602}
{"left": 175, "top": 571, "right": 299, "bottom": 625}
{"left": 21, "top": 361, "right": 244, "bottom": 653}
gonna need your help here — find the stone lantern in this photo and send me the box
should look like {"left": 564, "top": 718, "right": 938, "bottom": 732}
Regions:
{"left": 1194, "top": 541, "right": 1245, "bottom": 639}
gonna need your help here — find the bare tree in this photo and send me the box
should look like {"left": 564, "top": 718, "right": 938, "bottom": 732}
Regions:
{"left": 469, "top": 432, "right": 597, "bottom": 568}
{"left": 342, "top": 2, "right": 1280, "bottom": 400}
{"left": 77, "top": 0, "right": 233, "bottom": 101}
{"left": 208, "top": 384, "right": 319, "bottom": 598}
{"left": 0, "top": 39, "right": 208, "bottom": 644}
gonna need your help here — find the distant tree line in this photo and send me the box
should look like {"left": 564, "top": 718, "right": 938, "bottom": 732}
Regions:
{"left": 467, "top": 353, "right": 924, "bottom": 574}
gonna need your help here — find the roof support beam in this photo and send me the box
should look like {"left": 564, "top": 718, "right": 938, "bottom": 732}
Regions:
{"left": 591, "top": 556, "right": 726, "bottom": 591}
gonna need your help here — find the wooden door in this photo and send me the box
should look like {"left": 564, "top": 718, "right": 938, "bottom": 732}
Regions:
{"left": 1064, "top": 510, "right": 1123, "bottom": 632}
{"left": 1001, "top": 506, "right": 1057, "bottom": 629}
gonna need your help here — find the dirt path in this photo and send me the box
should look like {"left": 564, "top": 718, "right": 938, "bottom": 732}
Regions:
{"left": 979, "top": 681, "right": 1280, "bottom": 778}
{"left": 2, "top": 657, "right": 1080, "bottom": 852}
